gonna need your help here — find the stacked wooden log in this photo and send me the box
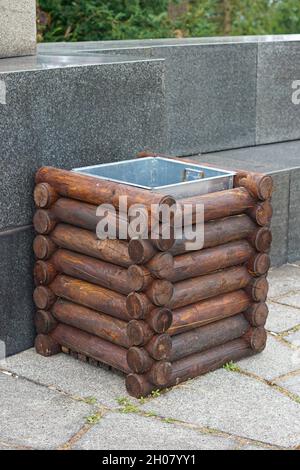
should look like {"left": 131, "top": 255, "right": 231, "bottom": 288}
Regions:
{"left": 33, "top": 163, "right": 273, "bottom": 398}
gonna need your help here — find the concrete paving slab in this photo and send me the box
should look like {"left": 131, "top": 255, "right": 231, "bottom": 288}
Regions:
{"left": 277, "top": 293, "right": 300, "bottom": 310}
{"left": 74, "top": 412, "right": 237, "bottom": 450}
{"left": 0, "top": 372, "right": 90, "bottom": 449}
{"left": 285, "top": 329, "right": 300, "bottom": 348}
{"left": 140, "top": 369, "right": 300, "bottom": 447}
{"left": 266, "top": 302, "right": 300, "bottom": 333}
{"left": 276, "top": 372, "right": 300, "bottom": 397}
{"left": 267, "top": 265, "right": 300, "bottom": 299}
{"left": 239, "top": 335, "right": 300, "bottom": 380}
{"left": 0, "top": 349, "right": 128, "bottom": 408}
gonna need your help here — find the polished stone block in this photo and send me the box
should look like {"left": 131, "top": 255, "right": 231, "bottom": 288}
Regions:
{"left": 38, "top": 40, "right": 258, "bottom": 155}
{"left": 256, "top": 41, "right": 300, "bottom": 145}
{"left": 0, "top": 226, "right": 35, "bottom": 356}
{"left": 0, "top": 56, "right": 166, "bottom": 230}
{"left": 0, "top": 0, "right": 36, "bottom": 58}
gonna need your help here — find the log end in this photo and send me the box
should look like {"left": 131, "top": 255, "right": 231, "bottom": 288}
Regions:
{"left": 33, "top": 235, "right": 57, "bottom": 260}
{"left": 125, "top": 373, "right": 155, "bottom": 399}
{"left": 248, "top": 253, "right": 271, "bottom": 276}
{"left": 127, "top": 320, "right": 153, "bottom": 346}
{"left": 126, "top": 292, "right": 152, "bottom": 319}
{"left": 247, "top": 276, "right": 269, "bottom": 302}
{"left": 244, "top": 327, "right": 267, "bottom": 353}
{"left": 253, "top": 227, "right": 272, "bottom": 253}
{"left": 244, "top": 303, "right": 268, "bottom": 327}
{"left": 33, "top": 209, "right": 56, "bottom": 235}
{"left": 128, "top": 265, "right": 152, "bottom": 292}
{"left": 34, "top": 183, "right": 58, "bottom": 209}
{"left": 35, "top": 334, "right": 61, "bottom": 357}
{"left": 127, "top": 347, "right": 152, "bottom": 374}
{"left": 33, "top": 286, "right": 56, "bottom": 310}
{"left": 34, "top": 310, "right": 57, "bottom": 334}
{"left": 149, "top": 361, "right": 172, "bottom": 387}
{"left": 34, "top": 260, "right": 57, "bottom": 286}
{"left": 147, "top": 280, "right": 174, "bottom": 306}
{"left": 258, "top": 175, "right": 274, "bottom": 201}
{"left": 146, "top": 334, "right": 172, "bottom": 361}
{"left": 146, "top": 307, "right": 173, "bottom": 333}
{"left": 128, "top": 239, "right": 155, "bottom": 264}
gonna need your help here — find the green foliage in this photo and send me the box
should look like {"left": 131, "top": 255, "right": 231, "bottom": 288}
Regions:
{"left": 37, "top": 1, "right": 300, "bottom": 43}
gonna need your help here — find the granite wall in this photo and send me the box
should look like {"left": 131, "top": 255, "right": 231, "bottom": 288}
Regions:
{"left": 0, "top": 54, "right": 166, "bottom": 355}
{"left": 0, "top": 0, "right": 36, "bottom": 58}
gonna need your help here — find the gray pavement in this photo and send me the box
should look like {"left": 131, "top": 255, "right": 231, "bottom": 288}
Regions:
{"left": 0, "top": 263, "right": 300, "bottom": 450}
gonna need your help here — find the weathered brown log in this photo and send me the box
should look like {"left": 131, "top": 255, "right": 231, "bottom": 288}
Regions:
{"left": 34, "top": 183, "right": 59, "bottom": 209}
{"left": 145, "top": 253, "right": 173, "bottom": 279}
{"left": 169, "top": 332, "right": 265, "bottom": 387}
{"left": 126, "top": 292, "right": 154, "bottom": 319}
{"left": 146, "top": 280, "right": 174, "bottom": 306}
{"left": 51, "top": 223, "right": 131, "bottom": 268}
{"left": 168, "top": 266, "right": 252, "bottom": 309}
{"left": 169, "top": 216, "right": 272, "bottom": 255}
{"left": 126, "top": 336, "right": 257, "bottom": 398}
{"left": 125, "top": 350, "right": 172, "bottom": 386}
{"left": 52, "top": 198, "right": 100, "bottom": 231}
{"left": 34, "top": 260, "right": 57, "bottom": 286}
{"left": 38, "top": 248, "right": 131, "bottom": 294}
{"left": 245, "top": 276, "right": 269, "bottom": 302}
{"left": 177, "top": 188, "right": 255, "bottom": 226}
{"left": 127, "top": 265, "right": 153, "bottom": 291}
{"left": 144, "top": 334, "right": 172, "bottom": 360}
{"left": 50, "top": 275, "right": 130, "bottom": 321}
{"left": 247, "top": 201, "right": 273, "bottom": 226}
{"left": 234, "top": 172, "right": 273, "bottom": 201}
{"left": 247, "top": 253, "right": 271, "bottom": 276}
{"left": 244, "top": 303, "right": 268, "bottom": 327}
{"left": 33, "top": 209, "right": 57, "bottom": 234}
{"left": 145, "top": 307, "right": 172, "bottom": 333}
{"left": 33, "top": 235, "right": 57, "bottom": 260}
{"left": 127, "top": 320, "right": 154, "bottom": 346}
{"left": 169, "top": 290, "right": 251, "bottom": 335}
{"left": 49, "top": 323, "right": 130, "bottom": 373}
{"left": 148, "top": 240, "right": 255, "bottom": 282}
{"left": 33, "top": 286, "right": 56, "bottom": 310}
{"left": 170, "top": 314, "right": 250, "bottom": 362}
{"left": 52, "top": 299, "right": 129, "bottom": 348}
{"left": 35, "top": 334, "right": 61, "bottom": 356}
{"left": 35, "top": 166, "right": 176, "bottom": 214}
{"left": 34, "top": 310, "right": 57, "bottom": 334}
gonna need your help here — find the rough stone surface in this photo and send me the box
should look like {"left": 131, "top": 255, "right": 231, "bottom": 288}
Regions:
{"left": 140, "top": 369, "right": 300, "bottom": 447}
{"left": 0, "top": 226, "right": 35, "bottom": 356}
{"left": 0, "top": 372, "right": 90, "bottom": 449}
{"left": 288, "top": 168, "right": 300, "bottom": 263}
{"left": 266, "top": 302, "right": 300, "bottom": 333}
{"left": 0, "top": 349, "right": 128, "bottom": 408}
{"left": 0, "top": 0, "right": 36, "bottom": 58}
{"left": 276, "top": 373, "right": 300, "bottom": 397}
{"left": 239, "top": 335, "right": 300, "bottom": 380}
{"left": 256, "top": 42, "right": 300, "bottom": 145}
{"left": 74, "top": 412, "right": 237, "bottom": 450}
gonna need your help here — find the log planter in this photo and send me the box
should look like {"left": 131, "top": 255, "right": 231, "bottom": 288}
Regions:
{"left": 33, "top": 161, "right": 273, "bottom": 398}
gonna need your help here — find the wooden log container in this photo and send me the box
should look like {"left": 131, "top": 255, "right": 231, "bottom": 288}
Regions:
{"left": 33, "top": 164, "right": 273, "bottom": 397}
